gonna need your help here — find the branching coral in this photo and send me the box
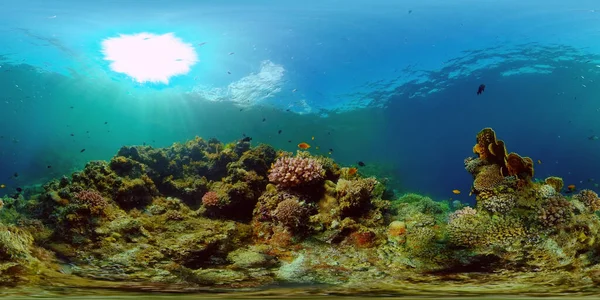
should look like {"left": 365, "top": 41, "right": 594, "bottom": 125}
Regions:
{"left": 478, "top": 193, "right": 516, "bottom": 214}
{"left": 73, "top": 189, "right": 108, "bottom": 215}
{"left": 201, "top": 191, "right": 221, "bottom": 207}
{"left": 448, "top": 206, "right": 477, "bottom": 223}
{"left": 538, "top": 196, "right": 573, "bottom": 228}
{"left": 268, "top": 156, "right": 325, "bottom": 188}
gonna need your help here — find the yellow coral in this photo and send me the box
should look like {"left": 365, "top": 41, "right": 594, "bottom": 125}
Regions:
{"left": 544, "top": 177, "right": 564, "bottom": 194}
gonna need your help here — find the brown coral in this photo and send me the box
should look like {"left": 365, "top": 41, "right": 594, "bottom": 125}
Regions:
{"left": 273, "top": 198, "right": 309, "bottom": 230}
{"left": 473, "top": 164, "right": 505, "bottom": 192}
{"left": 538, "top": 196, "right": 573, "bottom": 228}
{"left": 573, "top": 189, "right": 600, "bottom": 213}
{"left": 473, "top": 128, "right": 507, "bottom": 165}
{"left": 505, "top": 152, "right": 534, "bottom": 179}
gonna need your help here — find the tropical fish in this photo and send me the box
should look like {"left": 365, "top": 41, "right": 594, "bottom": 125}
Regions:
{"left": 0, "top": 184, "right": 5, "bottom": 189}
{"left": 311, "top": 136, "right": 315, "bottom": 140}
{"left": 537, "top": 159, "right": 542, "bottom": 164}
{"left": 358, "top": 161, "right": 366, "bottom": 167}
{"left": 298, "top": 142, "right": 311, "bottom": 149}
{"left": 477, "top": 84, "right": 486, "bottom": 95}
{"left": 452, "top": 189, "right": 461, "bottom": 195}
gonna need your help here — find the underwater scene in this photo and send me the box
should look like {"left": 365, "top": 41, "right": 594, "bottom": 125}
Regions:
{"left": 3, "top": 0, "right": 600, "bottom": 299}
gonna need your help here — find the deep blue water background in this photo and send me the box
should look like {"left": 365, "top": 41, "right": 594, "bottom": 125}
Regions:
{"left": 1, "top": 0, "right": 600, "bottom": 204}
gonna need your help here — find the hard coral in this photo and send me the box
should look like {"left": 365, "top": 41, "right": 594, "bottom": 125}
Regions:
{"left": 545, "top": 176, "right": 564, "bottom": 193}
{"left": 539, "top": 196, "right": 573, "bottom": 228}
{"left": 73, "top": 189, "right": 108, "bottom": 215}
{"left": 473, "top": 165, "right": 505, "bottom": 192}
{"left": 201, "top": 191, "right": 221, "bottom": 207}
{"left": 505, "top": 152, "right": 534, "bottom": 179}
{"left": 274, "top": 198, "right": 309, "bottom": 230}
{"left": 473, "top": 128, "right": 507, "bottom": 165}
{"left": 268, "top": 156, "right": 325, "bottom": 188}
{"left": 573, "top": 190, "right": 600, "bottom": 213}
{"left": 448, "top": 206, "right": 477, "bottom": 223}
{"left": 478, "top": 193, "right": 516, "bottom": 214}
{"left": 464, "top": 157, "right": 485, "bottom": 175}
{"left": 335, "top": 178, "right": 378, "bottom": 217}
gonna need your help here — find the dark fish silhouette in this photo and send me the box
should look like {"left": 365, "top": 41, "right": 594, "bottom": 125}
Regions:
{"left": 477, "top": 84, "right": 486, "bottom": 95}
{"left": 278, "top": 130, "right": 282, "bottom": 134}
{"left": 241, "top": 137, "right": 252, "bottom": 142}
{"left": 16, "top": 187, "right": 22, "bottom": 192}
{"left": 80, "top": 148, "right": 86, "bottom": 153}
{"left": 358, "top": 161, "right": 366, "bottom": 167}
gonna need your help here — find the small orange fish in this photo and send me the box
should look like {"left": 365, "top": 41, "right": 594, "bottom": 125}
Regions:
{"left": 348, "top": 167, "right": 358, "bottom": 175}
{"left": 452, "top": 189, "right": 461, "bottom": 195}
{"left": 537, "top": 159, "right": 542, "bottom": 164}
{"left": 298, "top": 142, "right": 311, "bottom": 149}
{"left": 568, "top": 184, "right": 576, "bottom": 190}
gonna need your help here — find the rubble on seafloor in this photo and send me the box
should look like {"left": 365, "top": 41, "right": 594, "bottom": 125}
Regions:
{"left": 2, "top": 128, "right": 600, "bottom": 293}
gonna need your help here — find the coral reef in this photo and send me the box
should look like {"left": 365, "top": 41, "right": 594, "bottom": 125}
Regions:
{"left": 1, "top": 127, "right": 600, "bottom": 294}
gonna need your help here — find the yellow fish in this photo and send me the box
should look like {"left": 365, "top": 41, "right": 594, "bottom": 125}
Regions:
{"left": 315, "top": 146, "right": 320, "bottom": 150}
{"left": 0, "top": 184, "right": 4, "bottom": 189}
{"left": 537, "top": 159, "right": 542, "bottom": 164}
{"left": 452, "top": 189, "right": 461, "bottom": 195}
{"left": 328, "top": 152, "right": 332, "bottom": 155}
{"left": 311, "top": 136, "right": 315, "bottom": 140}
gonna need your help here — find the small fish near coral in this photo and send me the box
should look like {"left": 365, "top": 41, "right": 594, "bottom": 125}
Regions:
{"left": 477, "top": 84, "right": 486, "bottom": 95}
{"left": 298, "top": 142, "right": 311, "bottom": 149}
{"left": 452, "top": 189, "right": 461, "bottom": 195}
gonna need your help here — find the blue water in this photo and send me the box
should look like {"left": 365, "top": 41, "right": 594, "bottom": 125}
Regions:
{"left": 1, "top": 0, "right": 600, "bottom": 203}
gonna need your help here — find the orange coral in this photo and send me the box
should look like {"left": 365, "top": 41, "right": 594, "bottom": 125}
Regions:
{"left": 505, "top": 152, "right": 534, "bottom": 179}
{"left": 473, "top": 164, "right": 505, "bottom": 192}
{"left": 545, "top": 176, "right": 564, "bottom": 193}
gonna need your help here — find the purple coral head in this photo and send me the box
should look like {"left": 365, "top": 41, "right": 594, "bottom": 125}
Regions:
{"left": 268, "top": 156, "right": 325, "bottom": 188}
